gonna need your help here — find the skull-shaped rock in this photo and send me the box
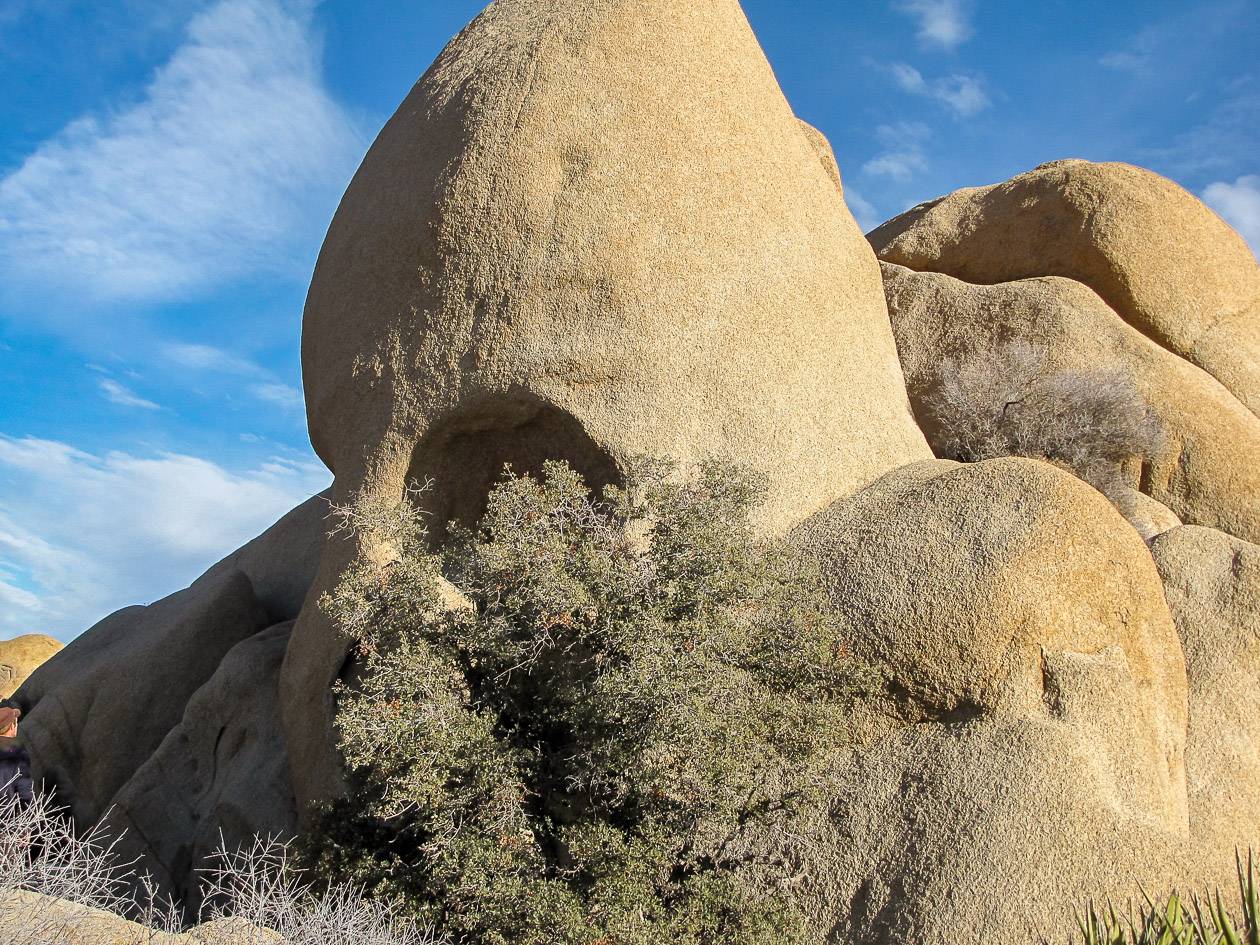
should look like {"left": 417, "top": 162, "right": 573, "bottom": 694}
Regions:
{"left": 284, "top": 0, "right": 931, "bottom": 809}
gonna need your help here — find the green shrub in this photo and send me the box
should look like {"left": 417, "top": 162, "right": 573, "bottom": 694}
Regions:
{"left": 1066, "top": 853, "right": 1259, "bottom": 945}
{"left": 300, "top": 459, "right": 868, "bottom": 945}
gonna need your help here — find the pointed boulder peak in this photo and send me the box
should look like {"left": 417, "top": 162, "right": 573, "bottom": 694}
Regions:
{"left": 302, "top": 0, "right": 928, "bottom": 535}
{"left": 798, "top": 119, "right": 844, "bottom": 193}
{"left": 869, "top": 160, "right": 1260, "bottom": 416}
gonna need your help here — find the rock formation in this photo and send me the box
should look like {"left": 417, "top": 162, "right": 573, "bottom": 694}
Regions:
{"left": 1151, "top": 526, "right": 1260, "bottom": 858}
{"left": 791, "top": 458, "right": 1256, "bottom": 943}
{"left": 13, "top": 493, "right": 328, "bottom": 900}
{"left": 869, "top": 159, "right": 1260, "bottom": 416}
{"left": 289, "top": 0, "right": 930, "bottom": 808}
{"left": 102, "top": 622, "right": 297, "bottom": 916}
{"left": 0, "top": 634, "right": 62, "bottom": 700}
{"left": 881, "top": 263, "right": 1260, "bottom": 543}
{"left": 10, "top": 2, "right": 1260, "bottom": 943}
{"left": 0, "top": 891, "right": 182, "bottom": 945}
{"left": 0, "top": 892, "right": 278, "bottom": 944}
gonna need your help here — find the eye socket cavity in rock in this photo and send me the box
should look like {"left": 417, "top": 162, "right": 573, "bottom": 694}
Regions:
{"left": 405, "top": 389, "right": 622, "bottom": 543}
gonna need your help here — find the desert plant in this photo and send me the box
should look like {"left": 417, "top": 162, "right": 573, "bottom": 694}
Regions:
{"left": 920, "top": 340, "right": 1164, "bottom": 499}
{"left": 1064, "top": 852, "right": 1259, "bottom": 945}
{"left": 301, "top": 459, "right": 868, "bottom": 945}
{"left": 0, "top": 785, "right": 154, "bottom": 944}
{"left": 0, "top": 784, "right": 435, "bottom": 944}
{"left": 195, "top": 836, "right": 440, "bottom": 945}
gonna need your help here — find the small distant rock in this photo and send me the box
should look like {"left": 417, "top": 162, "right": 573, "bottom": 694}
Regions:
{"left": 0, "top": 634, "right": 63, "bottom": 700}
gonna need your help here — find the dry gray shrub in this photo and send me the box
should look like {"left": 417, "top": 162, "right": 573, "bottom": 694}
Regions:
{"left": 0, "top": 785, "right": 164, "bottom": 944}
{"left": 0, "top": 785, "right": 438, "bottom": 945}
{"left": 194, "top": 837, "right": 440, "bottom": 945}
{"left": 921, "top": 340, "right": 1164, "bottom": 499}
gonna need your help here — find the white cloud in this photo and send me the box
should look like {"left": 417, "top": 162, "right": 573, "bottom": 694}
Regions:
{"left": 932, "top": 74, "right": 990, "bottom": 117}
{"left": 891, "top": 63, "right": 991, "bottom": 118}
{"left": 1204, "top": 175, "right": 1260, "bottom": 258}
{"left": 99, "top": 378, "right": 161, "bottom": 410}
{"left": 845, "top": 186, "right": 883, "bottom": 233}
{"left": 251, "top": 382, "right": 304, "bottom": 410}
{"left": 1098, "top": 16, "right": 1182, "bottom": 74}
{"left": 892, "top": 0, "right": 974, "bottom": 50}
{"left": 0, "top": 435, "right": 330, "bottom": 640}
{"left": 163, "top": 342, "right": 262, "bottom": 374}
{"left": 162, "top": 340, "right": 308, "bottom": 411}
{"left": 863, "top": 123, "right": 932, "bottom": 181}
{"left": 0, "top": 0, "right": 361, "bottom": 304}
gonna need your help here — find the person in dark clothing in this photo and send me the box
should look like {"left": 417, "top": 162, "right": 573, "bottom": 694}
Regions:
{"left": 0, "top": 705, "right": 34, "bottom": 807}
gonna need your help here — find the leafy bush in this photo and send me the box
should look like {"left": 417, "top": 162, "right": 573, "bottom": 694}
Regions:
{"left": 1065, "top": 853, "right": 1259, "bottom": 945}
{"left": 920, "top": 340, "right": 1164, "bottom": 499}
{"left": 301, "top": 459, "right": 868, "bottom": 945}
{"left": 0, "top": 786, "right": 435, "bottom": 944}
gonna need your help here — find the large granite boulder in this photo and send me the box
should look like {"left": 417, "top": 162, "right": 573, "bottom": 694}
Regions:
{"left": 869, "top": 159, "right": 1260, "bottom": 415}
{"left": 16, "top": 570, "right": 272, "bottom": 829}
{"left": 880, "top": 263, "right": 1260, "bottom": 543}
{"left": 1151, "top": 525, "right": 1260, "bottom": 859}
{"left": 792, "top": 458, "right": 1201, "bottom": 943}
{"left": 288, "top": 0, "right": 929, "bottom": 809}
{"left": 103, "top": 622, "right": 297, "bottom": 916}
{"left": 12, "top": 4, "right": 1257, "bottom": 941}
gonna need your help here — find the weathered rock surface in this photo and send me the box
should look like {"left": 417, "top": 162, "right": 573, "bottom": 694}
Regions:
{"left": 16, "top": 570, "right": 272, "bottom": 828}
{"left": 0, "top": 634, "right": 63, "bottom": 700}
{"left": 870, "top": 160, "right": 1260, "bottom": 415}
{"left": 0, "top": 891, "right": 180, "bottom": 945}
{"left": 0, "top": 892, "right": 277, "bottom": 944}
{"left": 104, "top": 622, "right": 297, "bottom": 915}
{"left": 798, "top": 119, "right": 843, "bottom": 193}
{"left": 187, "top": 492, "right": 330, "bottom": 623}
{"left": 795, "top": 458, "right": 1187, "bottom": 788}
{"left": 1112, "top": 487, "right": 1183, "bottom": 542}
{"left": 792, "top": 458, "right": 1201, "bottom": 943}
{"left": 881, "top": 262, "right": 1260, "bottom": 543}
{"left": 290, "top": 0, "right": 928, "bottom": 809}
{"left": 12, "top": 494, "right": 326, "bottom": 890}
{"left": 14, "top": 3, "right": 1259, "bottom": 941}
{"left": 1151, "top": 525, "right": 1260, "bottom": 858}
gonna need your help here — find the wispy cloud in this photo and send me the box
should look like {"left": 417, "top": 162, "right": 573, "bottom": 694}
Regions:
{"left": 1204, "top": 175, "right": 1260, "bottom": 258}
{"left": 0, "top": 0, "right": 361, "bottom": 305}
{"left": 1099, "top": 23, "right": 1165, "bottom": 74}
{"left": 161, "top": 340, "right": 306, "bottom": 411}
{"left": 1099, "top": 51, "right": 1145, "bottom": 72}
{"left": 251, "top": 382, "right": 304, "bottom": 411}
{"left": 162, "top": 342, "right": 262, "bottom": 375}
{"left": 0, "top": 435, "right": 329, "bottom": 639}
{"left": 863, "top": 123, "right": 932, "bottom": 181}
{"left": 1146, "top": 77, "right": 1259, "bottom": 179}
{"left": 891, "top": 63, "right": 991, "bottom": 118}
{"left": 892, "top": 0, "right": 974, "bottom": 51}
{"left": 845, "top": 186, "right": 883, "bottom": 233}
{"left": 99, "top": 378, "right": 161, "bottom": 410}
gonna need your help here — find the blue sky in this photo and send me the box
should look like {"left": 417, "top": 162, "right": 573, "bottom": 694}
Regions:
{"left": 1, "top": 0, "right": 1257, "bottom": 641}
